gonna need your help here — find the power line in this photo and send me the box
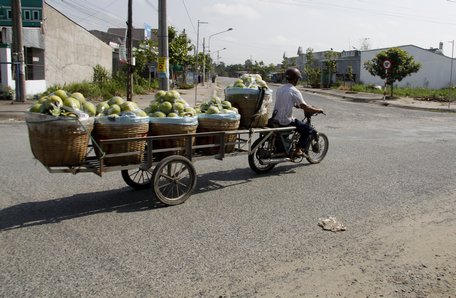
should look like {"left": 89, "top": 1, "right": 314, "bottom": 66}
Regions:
{"left": 47, "top": 0, "right": 179, "bottom": 34}
{"left": 144, "top": 0, "right": 159, "bottom": 13}
{"left": 66, "top": 3, "right": 123, "bottom": 24}
{"left": 182, "top": 0, "right": 196, "bottom": 34}
{"left": 59, "top": 0, "right": 124, "bottom": 23}
{"left": 69, "top": 0, "right": 122, "bottom": 23}
{"left": 47, "top": 0, "right": 126, "bottom": 30}
{"left": 144, "top": 0, "right": 179, "bottom": 29}
{"left": 258, "top": 0, "right": 456, "bottom": 26}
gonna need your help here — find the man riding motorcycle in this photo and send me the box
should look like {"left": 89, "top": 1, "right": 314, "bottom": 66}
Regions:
{"left": 273, "top": 67, "right": 324, "bottom": 156}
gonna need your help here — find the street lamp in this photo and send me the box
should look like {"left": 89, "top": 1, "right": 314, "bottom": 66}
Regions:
{"left": 208, "top": 28, "right": 233, "bottom": 57}
{"left": 213, "top": 47, "right": 227, "bottom": 65}
{"left": 207, "top": 28, "right": 233, "bottom": 83}
{"left": 195, "top": 20, "right": 208, "bottom": 102}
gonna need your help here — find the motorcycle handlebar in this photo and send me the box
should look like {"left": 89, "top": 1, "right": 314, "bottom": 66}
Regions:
{"left": 305, "top": 111, "right": 326, "bottom": 119}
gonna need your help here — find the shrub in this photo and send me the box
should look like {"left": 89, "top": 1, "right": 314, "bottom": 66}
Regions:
{"left": 332, "top": 81, "right": 342, "bottom": 88}
{"left": 93, "top": 65, "right": 111, "bottom": 85}
{"left": 351, "top": 84, "right": 366, "bottom": 92}
{"left": 0, "top": 85, "right": 13, "bottom": 100}
{"left": 178, "top": 82, "right": 193, "bottom": 89}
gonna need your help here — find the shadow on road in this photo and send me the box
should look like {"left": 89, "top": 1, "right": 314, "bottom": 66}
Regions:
{"left": 0, "top": 187, "right": 160, "bottom": 231}
{"left": 0, "top": 163, "right": 306, "bottom": 231}
{"left": 194, "top": 163, "right": 303, "bottom": 194}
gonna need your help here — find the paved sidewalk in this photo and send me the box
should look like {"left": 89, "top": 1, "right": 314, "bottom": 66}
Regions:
{"left": 1, "top": 83, "right": 454, "bottom": 122}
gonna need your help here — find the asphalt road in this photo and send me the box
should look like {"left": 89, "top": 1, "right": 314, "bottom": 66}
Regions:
{"left": 1, "top": 84, "right": 456, "bottom": 296}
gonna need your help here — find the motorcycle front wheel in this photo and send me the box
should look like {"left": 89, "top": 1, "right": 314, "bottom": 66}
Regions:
{"left": 304, "top": 132, "right": 329, "bottom": 164}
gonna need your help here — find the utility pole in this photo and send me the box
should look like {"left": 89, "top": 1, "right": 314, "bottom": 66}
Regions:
{"left": 194, "top": 20, "right": 207, "bottom": 102}
{"left": 158, "top": 0, "right": 169, "bottom": 91}
{"left": 11, "top": 0, "right": 26, "bottom": 102}
{"left": 126, "top": 0, "right": 133, "bottom": 101}
{"left": 202, "top": 38, "right": 205, "bottom": 86}
{"left": 448, "top": 40, "right": 454, "bottom": 108}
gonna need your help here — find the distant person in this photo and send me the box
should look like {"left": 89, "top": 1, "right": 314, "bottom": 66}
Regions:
{"left": 273, "top": 67, "right": 324, "bottom": 156}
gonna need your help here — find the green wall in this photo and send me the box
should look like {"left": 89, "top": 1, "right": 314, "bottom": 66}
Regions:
{"left": 0, "top": 0, "right": 43, "bottom": 27}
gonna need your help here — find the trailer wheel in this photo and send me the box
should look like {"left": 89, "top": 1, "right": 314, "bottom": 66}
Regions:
{"left": 121, "top": 168, "right": 153, "bottom": 190}
{"left": 152, "top": 155, "right": 196, "bottom": 205}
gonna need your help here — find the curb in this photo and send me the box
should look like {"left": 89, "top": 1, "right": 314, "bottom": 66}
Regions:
{"left": 378, "top": 101, "right": 456, "bottom": 113}
{"left": 0, "top": 111, "right": 26, "bottom": 122}
{"left": 301, "top": 88, "right": 456, "bottom": 113}
{"left": 301, "top": 88, "right": 381, "bottom": 102}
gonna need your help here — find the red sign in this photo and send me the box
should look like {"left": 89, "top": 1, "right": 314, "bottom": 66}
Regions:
{"left": 383, "top": 60, "right": 392, "bottom": 69}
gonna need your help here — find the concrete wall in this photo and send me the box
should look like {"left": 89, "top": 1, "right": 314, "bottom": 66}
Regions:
{"left": 360, "top": 45, "right": 456, "bottom": 89}
{"left": 43, "top": 3, "right": 112, "bottom": 87}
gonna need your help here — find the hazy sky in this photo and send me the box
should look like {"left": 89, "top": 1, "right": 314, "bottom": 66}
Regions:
{"left": 46, "top": 0, "right": 456, "bottom": 65}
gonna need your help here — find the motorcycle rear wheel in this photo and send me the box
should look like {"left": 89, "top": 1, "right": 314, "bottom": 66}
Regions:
{"left": 248, "top": 137, "right": 276, "bottom": 174}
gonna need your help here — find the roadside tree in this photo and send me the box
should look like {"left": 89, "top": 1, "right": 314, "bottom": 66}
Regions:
{"left": 304, "top": 48, "right": 320, "bottom": 88}
{"left": 214, "top": 61, "right": 227, "bottom": 77}
{"left": 281, "top": 54, "right": 296, "bottom": 72}
{"left": 345, "top": 65, "right": 354, "bottom": 90}
{"left": 168, "top": 27, "right": 194, "bottom": 86}
{"left": 225, "top": 64, "right": 244, "bottom": 77}
{"left": 244, "top": 59, "right": 254, "bottom": 72}
{"left": 134, "top": 38, "right": 158, "bottom": 79}
{"left": 364, "top": 48, "right": 421, "bottom": 97}
{"left": 323, "top": 49, "right": 338, "bottom": 88}
{"left": 195, "top": 52, "right": 212, "bottom": 81}
{"left": 249, "top": 60, "right": 276, "bottom": 79}
{"left": 134, "top": 26, "right": 194, "bottom": 87}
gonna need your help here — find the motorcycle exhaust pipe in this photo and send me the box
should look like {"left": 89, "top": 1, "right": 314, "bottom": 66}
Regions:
{"left": 260, "top": 157, "right": 291, "bottom": 165}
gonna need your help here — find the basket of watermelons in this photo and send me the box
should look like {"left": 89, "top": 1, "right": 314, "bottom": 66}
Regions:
{"left": 224, "top": 74, "right": 272, "bottom": 128}
{"left": 92, "top": 96, "right": 149, "bottom": 166}
{"left": 146, "top": 90, "right": 198, "bottom": 158}
{"left": 195, "top": 96, "right": 241, "bottom": 155}
{"left": 25, "top": 90, "right": 95, "bottom": 167}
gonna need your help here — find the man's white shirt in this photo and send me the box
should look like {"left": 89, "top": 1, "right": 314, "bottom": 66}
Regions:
{"left": 273, "top": 83, "right": 307, "bottom": 125}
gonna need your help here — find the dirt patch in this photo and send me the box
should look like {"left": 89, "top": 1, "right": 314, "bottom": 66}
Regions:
{"left": 251, "top": 197, "right": 456, "bottom": 297}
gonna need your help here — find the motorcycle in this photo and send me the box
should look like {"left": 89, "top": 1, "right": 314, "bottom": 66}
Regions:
{"left": 248, "top": 112, "right": 328, "bottom": 174}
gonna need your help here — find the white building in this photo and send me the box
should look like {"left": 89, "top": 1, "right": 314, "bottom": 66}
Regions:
{"left": 291, "top": 44, "right": 455, "bottom": 89}
{"left": 359, "top": 45, "right": 455, "bottom": 89}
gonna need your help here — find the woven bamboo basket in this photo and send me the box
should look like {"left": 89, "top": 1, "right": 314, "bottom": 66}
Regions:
{"left": 26, "top": 113, "right": 94, "bottom": 167}
{"left": 149, "top": 122, "right": 197, "bottom": 158}
{"left": 196, "top": 117, "right": 240, "bottom": 155}
{"left": 225, "top": 88, "right": 272, "bottom": 128}
{"left": 92, "top": 122, "right": 149, "bottom": 166}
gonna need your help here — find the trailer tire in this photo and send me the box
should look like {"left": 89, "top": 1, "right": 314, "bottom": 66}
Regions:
{"left": 152, "top": 155, "right": 196, "bottom": 205}
{"left": 121, "top": 168, "right": 153, "bottom": 190}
